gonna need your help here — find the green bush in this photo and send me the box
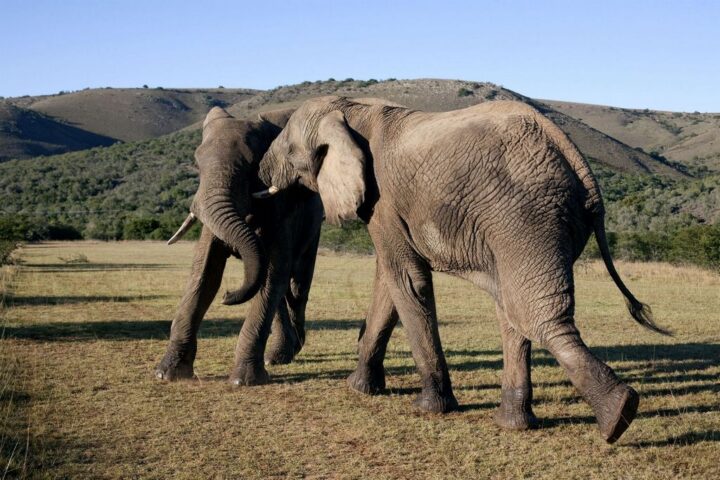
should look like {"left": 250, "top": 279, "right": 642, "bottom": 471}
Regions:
{"left": 580, "top": 225, "right": 720, "bottom": 269}
{"left": 123, "top": 217, "right": 161, "bottom": 240}
{"left": 357, "top": 79, "right": 379, "bottom": 88}
{"left": 615, "top": 231, "right": 670, "bottom": 261}
{"left": 667, "top": 224, "right": 720, "bottom": 268}
{"left": 457, "top": 87, "right": 474, "bottom": 97}
{"left": 0, "top": 215, "right": 82, "bottom": 241}
{"left": 581, "top": 232, "right": 618, "bottom": 259}
{"left": 319, "top": 221, "right": 374, "bottom": 254}
{"left": 0, "top": 241, "right": 18, "bottom": 265}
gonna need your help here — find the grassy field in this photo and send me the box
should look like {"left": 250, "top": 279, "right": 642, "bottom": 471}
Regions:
{"left": 1, "top": 241, "right": 719, "bottom": 479}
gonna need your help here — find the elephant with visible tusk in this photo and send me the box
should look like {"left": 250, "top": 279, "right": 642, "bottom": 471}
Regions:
{"left": 156, "top": 106, "right": 323, "bottom": 385}
{"left": 255, "top": 96, "right": 670, "bottom": 443}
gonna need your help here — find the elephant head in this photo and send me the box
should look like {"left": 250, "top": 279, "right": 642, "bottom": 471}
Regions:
{"left": 260, "top": 96, "right": 407, "bottom": 225}
{"left": 169, "top": 106, "right": 294, "bottom": 304}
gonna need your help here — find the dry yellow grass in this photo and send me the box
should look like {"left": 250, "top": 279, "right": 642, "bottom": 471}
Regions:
{"left": 1, "top": 241, "right": 719, "bottom": 479}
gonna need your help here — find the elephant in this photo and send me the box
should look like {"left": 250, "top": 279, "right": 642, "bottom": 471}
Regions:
{"left": 155, "top": 106, "right": 323, "bottom": 385}
{"left": 254, "top": 95, "right": 669, "bottom": 443}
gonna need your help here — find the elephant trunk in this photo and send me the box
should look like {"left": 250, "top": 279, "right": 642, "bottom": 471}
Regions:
{"left": 196, "top": 188, "right": 267, "bottom": 305}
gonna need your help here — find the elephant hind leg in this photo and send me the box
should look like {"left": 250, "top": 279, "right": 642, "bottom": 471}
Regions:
{"left": 501, "top": 264, "right": 638, "bottom": 443}
{"left": 264, "top": 301, "right": 301, "bottom": 365}
{"left": 493, "top": 304, "right": 538, "bottom": 430}
{"left": 541, "top": 326, "right": 639, "bottom": 443}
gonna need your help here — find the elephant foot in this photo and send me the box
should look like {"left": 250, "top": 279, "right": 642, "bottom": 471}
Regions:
{"left": 155, "top": 347, "right": 195, "bottom": 381}
{"left": 413, "top": 387, "right": 459, "bottom": 414}
{"left": 494, "top": 388, "right": 538, "bottom": 430}
{"left": 594, "top": 384, "right": 639, "bottom": 444}
{"left": 264, "top": 336, "right": 301, "bottom": 366}
{"left": 347, "top": 365, "right": 386, "bottom": 395}
{"left": 229, "top": 363, "right": 270, "bottom": 386}
{"left": 155, "top": 362, "right": 194, "bottom": 381}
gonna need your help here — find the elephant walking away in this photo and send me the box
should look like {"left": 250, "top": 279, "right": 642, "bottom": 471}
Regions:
{"left": 252, "top": 96, "right": 668, "bottom": 442}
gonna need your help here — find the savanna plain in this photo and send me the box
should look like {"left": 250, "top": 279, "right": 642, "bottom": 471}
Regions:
{"left": 1, "top": 241, "right": 719, "bottom": 479}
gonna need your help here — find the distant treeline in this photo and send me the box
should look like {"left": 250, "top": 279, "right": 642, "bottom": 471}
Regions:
{"left": 1, "top": 128, "right": 719, "bottom": 269}
{"left": 1, "top": 214, "right": 719, "bottom": 269}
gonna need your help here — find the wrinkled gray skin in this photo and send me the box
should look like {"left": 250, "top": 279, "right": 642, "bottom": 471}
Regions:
{"left": 259, "top": 96, "right": 668, "bottom": 442}
{"left": 156, "top": 107, "right": 323, "bottom": 385}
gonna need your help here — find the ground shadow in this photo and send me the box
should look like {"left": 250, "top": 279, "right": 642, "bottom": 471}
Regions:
{"left": 22, "top": 263, "right": 176, "bottom": 273}
{"left": 2, "top": 318, "right": 243, "bottom": 341}
{"left": 305, "top": 319, "right": 365, "bottom": 330}
{"left": 538, "top": 415, "right": 597, "bottom": 428}
{"left": 5, "top": 294, "right": 169, "bottom": 306}
{"left": 1, "top": 317, "right": 368, "bottom": 342}
{"left": 628, "top": 430, "right": 720, "bottom": 448}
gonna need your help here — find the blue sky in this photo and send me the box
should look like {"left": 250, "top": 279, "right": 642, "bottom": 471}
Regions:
{"left": 3, "top": 0, "right": 719, "bottom": 111}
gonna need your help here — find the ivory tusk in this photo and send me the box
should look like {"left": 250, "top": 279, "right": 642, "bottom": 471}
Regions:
{"left": 251, "top": 185, "right": 279, "bottom": 199}
{"left": 167, "top": 212, "right": 197, "bottom": 245}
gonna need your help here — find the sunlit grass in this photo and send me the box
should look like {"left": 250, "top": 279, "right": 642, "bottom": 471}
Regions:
{"left": 1, "top": 241, "right": 719, "bottom": 479}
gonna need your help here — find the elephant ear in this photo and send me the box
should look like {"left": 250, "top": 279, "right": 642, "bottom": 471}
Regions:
{"left": 315, "top": 110, "right": 366, "bottom": 225}
{"left": 257, "top": 108, "right": 296, "bottom": 129}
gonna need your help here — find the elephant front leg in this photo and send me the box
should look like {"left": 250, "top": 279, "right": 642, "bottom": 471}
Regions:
{"left": 348, "top": 261, "right": 399, "bottom": 395}
{"left": 494, "top": 305, "right": 538, "bottom": 430}
{"left": 156, "top": 227, "right": 228, "bottom": 381}
{"left": 374, "top": 231, "right": 457, "bottom": 413}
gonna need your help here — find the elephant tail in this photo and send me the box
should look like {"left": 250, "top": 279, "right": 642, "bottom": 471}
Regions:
{"left": 536, "top": 107, "right": 669, "bottom": 334}
{"left": 592, "top": 215, "right": 671, "bottom": 335}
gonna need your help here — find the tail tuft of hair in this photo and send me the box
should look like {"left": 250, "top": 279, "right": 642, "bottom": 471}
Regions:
{"left": 625, "top": 298, "right": 671, "bottom": 336}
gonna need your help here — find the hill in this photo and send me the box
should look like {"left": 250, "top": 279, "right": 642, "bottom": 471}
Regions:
{"left": 0, "top": 102, "right": 115, "bottom": 161}
{"left": 543, "top": 100, "right": 720, "bottom": 174}
{"left": 225, "top": 79, "right": 684, "bottom": 177}
{"left": 1, "top": 87, "right": 256, "bottom": 160}
{"left": 1, "top": 80, "right": 689, "bottom": 178}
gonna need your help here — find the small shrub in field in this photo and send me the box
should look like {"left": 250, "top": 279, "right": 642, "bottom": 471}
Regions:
{"left": 59, "top": 253, "right": 89, "bottom": 264}
{"left": 457, "top": 87, "right": 474, "bottom": 97}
